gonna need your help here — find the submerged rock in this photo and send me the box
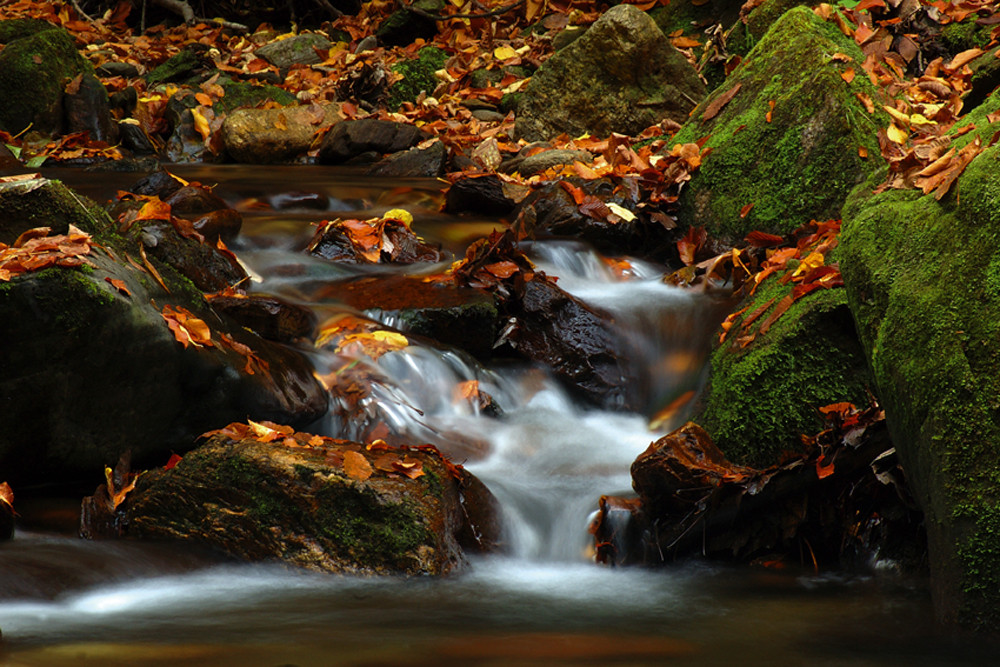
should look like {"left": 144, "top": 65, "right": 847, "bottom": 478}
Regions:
{"left": 515, "top": 4, "right": 705, "bottom": 141}
{"left": 839, "top": 92, "right": 1000, "bottom": 632}
{"left": 671, "top": 6, "right": 888, "bottom": 241}
{"left": 84, "top": 429, "right": 502, "bottom": 575}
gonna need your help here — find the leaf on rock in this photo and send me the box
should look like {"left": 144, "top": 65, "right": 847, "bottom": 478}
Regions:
{"left": 343, "top": 450, "right": 373, "bottom": 481}
{"left": 702, "top": 83, "right": 742, "bottom": 121}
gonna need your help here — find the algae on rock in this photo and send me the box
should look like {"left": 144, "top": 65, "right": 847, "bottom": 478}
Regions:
{"left": 672, "top": 6, "right": 887, "bottom": 242}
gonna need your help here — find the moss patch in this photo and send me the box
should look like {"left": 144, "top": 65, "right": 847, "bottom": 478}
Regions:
{"left": 672, "top": 6, "right": 888, "bottom": 241}
{"left": 387, "top": 46, "right": 447, "bottom": 110}
{"left": 839, "top": 101, "right": 1000, "bottom": 629}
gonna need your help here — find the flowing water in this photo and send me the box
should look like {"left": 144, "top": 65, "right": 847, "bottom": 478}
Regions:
{"left": 0, "top": 166, "right": 995, "bottom": 665}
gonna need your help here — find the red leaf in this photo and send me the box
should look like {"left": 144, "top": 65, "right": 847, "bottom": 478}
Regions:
{"left": 677, "top": 227, "right": 706, "bottom": 266}
{"left": 745, "top": 231, "right": 784, "bottom": 247}
{"left": 164, "top": 453, "right": 183, "bottom": 470}
{"left": 816, "top": 456, "right": 835, "bottom": 479}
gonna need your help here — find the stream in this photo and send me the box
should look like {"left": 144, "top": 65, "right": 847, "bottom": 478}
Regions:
{"left": 0, "top": 166, "right": 995, "bottom": 666}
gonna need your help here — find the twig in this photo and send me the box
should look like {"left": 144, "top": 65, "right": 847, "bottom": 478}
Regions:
{"left": 69, "top": 0, "right": 95, "bottom": 22}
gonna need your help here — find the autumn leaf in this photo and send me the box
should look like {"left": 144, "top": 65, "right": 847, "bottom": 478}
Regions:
{"left": 702, "top": 83, "right": 742, "bottom": 121}
{"left": 739, "top": 202, "right": 754, "bottom": 218}
{"left": 164, "top": 453, "right": 183, "bottom": 470}
{"left": 816, "top": 456, "right": 836, "bottom": 480}
{"left": 160, "top": 304, "right": 214, "bottom": 348}
{"left": 0, "top": 482, "right": 13, "bottom": 509}
{"left": 677, "top": 226, "right": 706, "bottom": 266}
{"left": 841, "top": 68, "right": 855, "bottom": 83}
{"left": 104, "top": 276, "right": 131, "bottom": 296}
{"left": 336, "top": 330, "right": 409, "bottom": 359}
{"left": 343, "top": 450, "right": 373, "bottom": 481}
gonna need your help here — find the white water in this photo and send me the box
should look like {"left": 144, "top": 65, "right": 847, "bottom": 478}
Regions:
{"left": 0, "top": 167, "right": 989, "bottom": 666}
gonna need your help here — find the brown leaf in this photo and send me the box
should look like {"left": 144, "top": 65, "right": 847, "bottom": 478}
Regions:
{"left": 343, "top": 450, "right": 373, "bottom": 481}
{"left": 0, "top": 482, "right": 13, "bottom": 509}
{"left": 841, "top": 68, "right": 855, "bottom": 83}
{"left": 104, "top": 277, "right": 131, "bottom": 296}
{"left": 702, "top": 83, "right": 742, "bottom": 121}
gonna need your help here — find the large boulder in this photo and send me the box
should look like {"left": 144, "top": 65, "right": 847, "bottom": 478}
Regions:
{"left": 0, "top": 27, "right": 110, "bottom": 137}
{"left": 514, "top": 4, "right": 706, "bottom": 141}
{"left": 0, "top": 177, "right": 328, "bottom": 485}
{"left": 83, "top": 428, "right": 502, "bottom": 575}
{"left": 671, "top": 7, "right": 888, "bottom": 242}
{"left": 839, "top": 93, "right": 1000, "bottom": 632}
{"left": 222, "top": 104, "right": 340, "bottom": 164}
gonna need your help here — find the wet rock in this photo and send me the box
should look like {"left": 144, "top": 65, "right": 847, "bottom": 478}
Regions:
{"left": 316, "top": 275, "right": 498, "bottom": 360}
{"left": 222, "top": 104, "right": 340, "bottom": 164}
{"left": 146, "top": 46, "right": 211, "bottom": 86}
{"left": 209, "top": 293, "right": 318, "bottom": 343}
{"left": 366, "top": 140, "right": 447, "bottom": 178}
{"left": 63, "top": 72, "right": 118, "bottom": 144}
{"left": 0, "top": 27, "right": 103, "bottom": 136}
{"left": 670, "top": 7, "right": 889, "bottom": 241}
{"left": 307, "top": 216, "right": 441, "bottom": 265}
{"left": 85, "top": 431, "right": 502, "bottom": 575}
{"left": 133, "top": 220, "right": 247, "bottom": 292}
{"left": 506, "top": 275, "right": 639, "bottom": 411}
{"left": 515, "top": 4, "right": 705, "bottom": 141}
{"left": 501, "top": 148, "right": 594, "bottom": 177}
{"left": 839, "top": 91, "right": 1000, "bottom": 632}
{"left": 444, "top": 174, "right": 527, "bottom": 217}
{"left": 117, "top": 122, "right": 158, "bottom": 156}
{"left": 318, "top": 118, "right": 427, "bottom": 164}
{"left": 163, "top": 184, "right": 230, "bottom": 218}
{"left": 254, "top": 33, "right": 332, "bottom": 69}
{"left": 511, "top": 178, "right": 671, "bottom": 259}
{"left": 96, "top": 61, "right": 140, "bottom": 78}
{"left": 0, "top": 178, "right": 328, "bottom": 485}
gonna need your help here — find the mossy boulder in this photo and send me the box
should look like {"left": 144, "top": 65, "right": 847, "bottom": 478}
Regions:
{"left": 0, "top": 178, "right": 328, "bottom": 485}
{"left": 0, "top": 18, "right": 57, "bottom": 43}
{"left": 90, "top": 433, "right": 501, "bottom": 575}
{"left": 0, "top": 27, "right": 103, "bottom": 136}
{"left": 515, "top": 4, "right": 706, "bottom": 141}
{"left": 671, "top": 6, "right": 888, "bottom": 242}
{"left": 376, "top": 0, "right": 443, "bottom": 47}
{"left": 839, "top": 93, "right": 1000, "bottom": 631}
{"left": 387, "top": 46, "right": 447, "bottom": 110}
{"left": 696, "top": 275, "right": 872, "bottom": 466}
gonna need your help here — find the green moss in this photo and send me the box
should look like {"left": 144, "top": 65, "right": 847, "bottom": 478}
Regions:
{"left": 216, "top": 78, "right": 296, "bottom": 114}
{"left": 698, "top": 278, "right": 872, "bottom": 466}
{"left": 387, "top": 46, "right": 447, "bottom": 110}
{"left": 0, "top": 18, "right": 57, "bottom": 43}
{"left": 672, "top": 6, "right": 888, "bottom": 241}
{"left": 839, "top": 125, "right": 1000, "bottom": 629}
{"left": 941, "top": 19, "right": 993, "bottom": 52}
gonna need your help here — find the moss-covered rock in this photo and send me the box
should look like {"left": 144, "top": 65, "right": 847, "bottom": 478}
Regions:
{"left": 387, "top": 46, "right": 447, "bottom": 110}
{"left": 376, "top": 0, "right": 443, "bottom": 47}
{"left": 515, "top": 4, "right": 706, "bottom": 141}
{"left": 0, "top": 18, "right": 57, "bottom": 44}
{"left": 671, "top": 6, "right": 888, "bottom": 242}
{"left": 98, "top": 433, "right": 501, "bottom": 575}
{"left": 0, "top": 178, "right": 328, "bottom": 485}
{"left": 839, "top": 97, "right": 1000, "bottom": 631}
{"left": 0, "top": 27, "right": 98, "bottom": 136}
{"left": 696, "top": 276, "right": 872, "bottom": 466}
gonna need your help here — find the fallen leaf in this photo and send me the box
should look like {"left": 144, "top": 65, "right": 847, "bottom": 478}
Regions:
{"left": 841, "top": 68, "right": 855, "bottom": 83}
{"left": 343, "top": 450, "right": 373, "bottom": 481}
{"left": 164, "top": 453, "right": 183, "bottom": 470}
{"left": 702, "top": 83, "right": 742, "bottom": 121}
{"left": 0, "top": 482, "right": 12, "bottom": 509}
{"left": 816, "top": 456, "right": 835, "bottom": 479}
{"left": 739, "top": 202, "right": 754, "bottom": 218}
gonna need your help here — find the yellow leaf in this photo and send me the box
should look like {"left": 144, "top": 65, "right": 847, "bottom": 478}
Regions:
{"left": 383, "top": 208, "right": 413, "bottom": 228}
{"left": 190, "top": 107, "right": 211, "bottom": 141}
{"left": 909, "top": 113, "right": 934, "bottom": 126}
{"left": 792, "top": 251, "right": 825, "bottom": 278}
{"left": 887, "top": 123, "right": 909, "bottom": 144}
{"left": 882, "top": 105, "right": 911, "bottom": 126}
{"left": 494, "top": 45, "right": 518, "bottom": 61}
{"left": 606, "top": 202, "right": 636, "bottom": 222}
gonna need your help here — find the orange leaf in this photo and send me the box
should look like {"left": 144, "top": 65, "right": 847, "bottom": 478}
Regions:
{"left": 343, "top": 450, "right": 373, "bottom": 481}
{"left": 765, "top": 100, "right": 775, "bottom": 123}
{"left": 841, "top": 68, "right": 855, "bottom": 83}
{"left": 0, "top": 482, "right": 13, "bottom": 509}
{"left": 484, "top": 261, "right": 519, "bottom": 278}
{"left": 135, "top": 198, "right": 172, "bottom": 222}
{"left": 816, "top": 456, "right": 835, "bottom": 480}
{"left": 104, "top": 276, "right": 131, "bottom": 296}
{"left": 739, "top": 202, "right": 754, "bottom": 218}
{"left": 195, "top": 92, "right": 213, "bottom": 106}
{"left": 164, "top": 453, "right": 183, "bottom": 470}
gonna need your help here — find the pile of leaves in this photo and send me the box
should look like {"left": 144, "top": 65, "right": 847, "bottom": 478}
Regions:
{"left": 0, "top": 224, "right": 95, "bottom": 281}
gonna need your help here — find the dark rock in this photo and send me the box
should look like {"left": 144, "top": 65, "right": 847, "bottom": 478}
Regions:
{"left": 135, "top": 220, "right": 247, "bottom": 292}
{"left": 318, "top": 119, "right": 426, "bottom": 164}
{"left": 222, "top": 105, "right": 340, "bottom": 164}
{"left": 85, "top": 432, "right": 502, "bottom": 575}
{"left": 316, "top": 275, "right": 498, "bottom": 360}
{"left": 506, "top": 275, "right": 639, "bottom": 411}
{"left": 109, "top": 87, "right": 138, "bottom": 115}
{"left": 254, "top": 33, "right": 332, "bottom": 69}
{"left": 511, "top": 178, "right": 671, "bottom": 259}
{"left": 163, "top": 185, "right": 230, "bottom": 217}
{"left": 129, "top": 169, "right": 185, "bottom": 199}
{"left": 0, "top": 28, "right": 96, "bottom": 136}
{"left": 471, "top": 109, "right": 505, "bottom": 122}
{"left": 0, "top": 143, "right": 19, "bottom": 170}
{"left": 97, "top": 61, "right": 140, "bottom": 78}
{"left": 145, "top": 47, "right": 211, "bottom": 86}
{"left": 117, "top": 121, "right": 158, "bottom": 156}
{"left": 444, "top": 174, "right": 525, "bottom": 216}
{"left": 376, "top": 0, "right": 442, "bottom": 47}
{"left": 502, "top": 148, "right": 594, "bottom": 177}
{"left": 515, "top": 4, "right": 705, "bottom": 141}
{"left": 307, "top": 216, "right": 441, "bottom": 265}
{"left": 63, "top": 72, "right": 118, "bottom": 144}
{"left": 366, "top": 140, "right": 447, "bottom": 178}
{"left": 209, "top": 293, "right": 318, "bottom": 343}
{"left": 0, "top": 178, "right": 329, "bottom": 485}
